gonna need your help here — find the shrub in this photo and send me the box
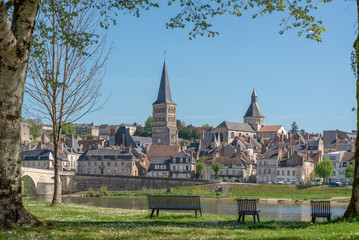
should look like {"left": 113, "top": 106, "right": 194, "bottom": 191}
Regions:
{"left": 87, "top": 187, "right": 95, "bottom": 197}
{"left": 98, "top": 186, "right": 108, "bottom": 196}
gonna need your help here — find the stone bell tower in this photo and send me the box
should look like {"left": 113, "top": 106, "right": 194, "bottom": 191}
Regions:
{"left": 152, "top": 60, "right": 178, "bottom": 145}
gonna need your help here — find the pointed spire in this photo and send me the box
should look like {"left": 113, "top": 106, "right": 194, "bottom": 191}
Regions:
{"left": 244, "top": 88, "right": 264, "bottom": 118}
{"left": 153, "top": 60, "right": 174, "bottom": 104}
{"left": 251, "top": 88, "right": 257, "bottom": 103}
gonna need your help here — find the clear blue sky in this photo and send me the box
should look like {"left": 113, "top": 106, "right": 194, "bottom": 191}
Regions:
{"left": 74, "top": 1, "right": 357, "bottom": 133}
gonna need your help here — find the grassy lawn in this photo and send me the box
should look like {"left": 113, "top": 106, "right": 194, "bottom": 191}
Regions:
{"left": 1, "top": 201, "right": 358, "bottom": 239}
{"left": 107, "top": 184, "right": 352, "bottom": 201}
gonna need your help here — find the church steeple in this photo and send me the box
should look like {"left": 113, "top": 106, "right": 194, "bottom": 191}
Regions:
{"left": 251, "top": 88, "right": 257, "bottom": 103}
{"left": 244, "top": 89, "right": 265, "bottom": 131}
{"left": 152, "top": 60, "right": 178, "bottom": 145}
{"left": 153, "top": 60, "right": 174, "bottom": 104}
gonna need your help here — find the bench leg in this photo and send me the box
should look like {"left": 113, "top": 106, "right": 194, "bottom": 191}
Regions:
{"left": 311, "top": 217, "right": 316, "bottom": 224}
{"left": 327, "top": 216, "right": 331, "bottom": 222}
{"left": 253, "top": 215, "right": 256, "bottom": 223}
{"left": 200, "top": 209, "right": 202, "bottom": 217}
{"left": 257, "top": 214, "right": 260, "bottom": 223}
{"left": 237, "top": 215, "right": 242, "bottom": 223}
{"left": 195, "top": 210, "right": 197, "bottom": 219}
{"left": 156, "top": 209, "right": 159, "bottom": 216}
{"left": 150, "top": 209, "right": 155, "bottom": 219}
{"left": 242, "top": 215, "right": 245, "bottom": 222}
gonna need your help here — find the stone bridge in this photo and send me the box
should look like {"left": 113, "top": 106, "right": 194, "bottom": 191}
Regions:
{"left": 21, "top": 167, "right": 75, "bottom": 196}
{"left": 21, "top": 167, "right": 215, "bottom": 196}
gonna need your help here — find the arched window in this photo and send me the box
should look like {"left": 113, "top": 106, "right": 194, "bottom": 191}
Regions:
{"left": 231, "top": 132, "right": 234, "bottom": 138}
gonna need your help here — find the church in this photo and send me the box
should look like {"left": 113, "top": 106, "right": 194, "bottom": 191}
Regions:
{"left": 152, "top": 61, "right": 178, "bottom": 145}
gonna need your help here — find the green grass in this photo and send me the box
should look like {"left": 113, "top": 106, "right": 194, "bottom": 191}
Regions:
{"left": 104, "top": 184, "right": 352, "bottom": 201}
{"left": 1, "top": 201, "right": 358, "bottom": 239}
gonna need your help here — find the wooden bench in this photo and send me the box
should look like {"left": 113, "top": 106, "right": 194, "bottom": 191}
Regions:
{"left": 237, "top": 199, "right": 260, "bottom": 223}
{"left": 311, "top": 201, "right": 331, "bottom": 223}
{"left": 147, "top": 195, "right": 204, "bottom": 218}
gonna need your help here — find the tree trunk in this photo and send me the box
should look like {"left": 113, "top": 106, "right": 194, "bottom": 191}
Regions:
{"left": 0, "top": 0, "right": 45, "bottom": 230}
{"left": 51, "top": 137, "right": 61, "bottom": 205}
{"left": 343, "top": 0, "right": 359, "bottom": 219}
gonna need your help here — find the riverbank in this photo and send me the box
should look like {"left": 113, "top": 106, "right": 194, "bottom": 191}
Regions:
{"left": 2, "top": 201, "right": 358, "bottom": 239}
{"left": 76, "top": 183, "right": 352, "bottom": 202}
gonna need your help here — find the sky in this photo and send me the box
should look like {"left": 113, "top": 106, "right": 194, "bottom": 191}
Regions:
{"left": 30, "top": 1, "right": 358, "bottom": 134}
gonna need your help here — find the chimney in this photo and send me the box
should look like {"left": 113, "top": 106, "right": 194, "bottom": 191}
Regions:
{"left": 291, "top": 147, "right": 294, "bottom": 156}
{"left": 122, "top": 133, "right": 125, "bottom": 146}
{"left": 306, "top": 133, "right": 310, "bottom": 140}
{"left": 288, "top": 132, "right": 291, "bottom": 144}
{"left": 37, "top": 141, "right": 42, "bottom": 149}
{"left": 110, "top": 128, "right": 116, "bottom": 135}
{"left": 221, "top": 144, "right": 224, "bottom": 157}
{"left": 279, "top": 134, "right": 283, "bottom": 142}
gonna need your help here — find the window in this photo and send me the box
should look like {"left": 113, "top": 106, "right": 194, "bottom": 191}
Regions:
{"left": 172, "top": 166, "right": 176, "bottom": 170}
{"left": 87, "top": 168, "right": 90, "bottom": 174}
{"left": 287, "top": 171, "right": 290, "bottom": 176}
{"left": 107, "top": 162, "right": 111, "bottom": 167}
{"left": 161, "top": 165, "right": 166, "bottom": 169}
{"left": 277, "top": 171, "right": 280, "bottom": 175}
{"left": 155, "top": 165, "right": 159, "bottom": 170}
{"left": 186, "top": 165, "right": 189, "bottom": 171}
{"left": 231, "top": 132, "right": 234, "bottom": 138}
{"left": 186, "top": 158, "right": 189, "bottom": 163}
{"left": 107, "top": 169, "right": 111, "bottom": 174}
{"left": 292, "top": 171, "right": 295, "bottom": 176}
{"left": 94, "top": 168, "right": 97, "bottom": 174}
{"left": 282, "top": 170, "right": 284, "bottom": 175}
{"left": 94, "top": 162, "right": 97, "bottom": 166}
{"left": 232, "top": 170, "right": 235, "bottom": 175}
{"left": 268, "top": 169, "right": 271, "bottom": 174}
{"left": 264, "top": 169, "right": 267, "bottom": 174}
{"left": 114, "top": 162, "right": 118, "bottom": 167}
{"left": 173, "top": 158, "right": 176, "bottom": 163}
{"left": 87, "top": 162, "right": 91, "bottom": 166}
{"left": 113, "top": 169, "right": 117, "bottom": 174}
{"left": 180, "top": 158, "right": 183, "bottom": 163}
{"left": 101, "top": 162, "right": 104, "bottom": 166}
{"left": 122, "top": 162, "right": 124, "bottom": 166}
{"left": 259, "top": 169, "right": 261, "bottom": 174}
{"left": 264, "top": 161, "right": 266, "bottom": 166}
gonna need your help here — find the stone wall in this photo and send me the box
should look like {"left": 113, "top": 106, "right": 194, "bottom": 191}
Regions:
{"left": 75, "top": 173, "right": 214, "bottom": 191}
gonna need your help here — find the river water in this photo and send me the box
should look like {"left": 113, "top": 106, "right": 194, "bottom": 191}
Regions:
{"left": 42, "top": 196, "right": 349, "bottom": 222}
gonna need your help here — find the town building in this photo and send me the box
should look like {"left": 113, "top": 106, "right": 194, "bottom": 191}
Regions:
{"left": 20, "top": 122, "right": 30, "bottom": 144}
{"left": 75, "top": 123, "right": 100, "bottom": 137}
{"left": 152, "top": 61, "right": 178, "bottom": 145}
{"left": 323, "top": 130, "right": 356, "bottom": 153}
{"left": 214, "top": 121, "right": 255, "bottom": 144}
{"left": 169, "top": 150, "right": 196, "bottom": 178}
{"left": 324, "top": 151, "right": 355, "bottom": 183}
{"left": 78, "top": 146, "right": 139, "bottom": 176}
{"left": 21, "top": 148, "right": 55, "bottom": 169}
{"left": 257, "top": 125, "right": 287, "bottom": 140}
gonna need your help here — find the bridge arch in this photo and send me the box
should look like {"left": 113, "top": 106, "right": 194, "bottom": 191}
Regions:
{"left": 21, "top": 175, "right": 37, "bottom": 198}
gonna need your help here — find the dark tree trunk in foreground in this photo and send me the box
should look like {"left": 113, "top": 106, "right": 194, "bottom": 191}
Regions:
{"left": 344, "top": 0, "right": 359, "bottom": 219}
{"left": 0, "top": 0, "right": 44, "bottom": 229}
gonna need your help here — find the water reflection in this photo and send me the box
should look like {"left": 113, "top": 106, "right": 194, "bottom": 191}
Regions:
{"left": 56, "top": 196, "right": 349, "bottom": 221}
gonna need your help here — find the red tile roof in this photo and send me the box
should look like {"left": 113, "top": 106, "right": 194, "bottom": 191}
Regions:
{"left": 258, "top": 125, "right": 282, "bottom": 133}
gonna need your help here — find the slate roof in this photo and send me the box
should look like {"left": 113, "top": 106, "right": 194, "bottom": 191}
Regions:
{"left": 173, "top": 150, "right": 190, "bottom": 158}
{"left": 244, "top": 89, "right": 264, "bottom": 118}
{"left": 132, "top": 136, "right": 153, "bottom": 147}
{"left": 216, "top": 145, "right": 236, "bottom": 157}
{"left": 153, "top": 60, "right": 175, "bottom": 104}
{"left": 21, "top": 149, "right": 54, "bottom": 161}
{"left": 78, "top": 148, "right": 133, "bottom": 161}
{"left": 258, "top": 125, "right": 282, "bottom": 133}
{"left": 216, "top": 121, "right": 255, "bottom": 133}
{"left": 115, "top": 126, "right": 138, "bottom": 147}
{"left": 278, "top": 152, "right": 314, "bottom": 168}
